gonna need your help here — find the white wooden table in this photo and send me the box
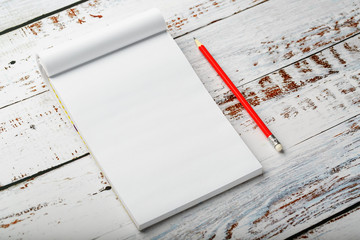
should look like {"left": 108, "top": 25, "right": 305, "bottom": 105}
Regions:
{"left": 1, "top": 0, "right": 360, "bottom": 239}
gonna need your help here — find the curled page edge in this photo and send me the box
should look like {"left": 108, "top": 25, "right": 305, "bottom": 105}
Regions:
{"left": 37, "top": 8, "right": 166, "bottom": 77}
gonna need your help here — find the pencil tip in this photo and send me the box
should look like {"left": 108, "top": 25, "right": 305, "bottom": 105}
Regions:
{"left": 194, "top": 38, "right": 202, "bottom": 47}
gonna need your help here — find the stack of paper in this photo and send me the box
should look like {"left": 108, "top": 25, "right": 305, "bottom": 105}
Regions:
{"left": 37, "top": 9, "right": 262, "bottom": 230}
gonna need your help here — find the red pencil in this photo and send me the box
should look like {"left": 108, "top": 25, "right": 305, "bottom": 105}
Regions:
{"left": 194, "top": 38, "right": 283, "bottom": 152}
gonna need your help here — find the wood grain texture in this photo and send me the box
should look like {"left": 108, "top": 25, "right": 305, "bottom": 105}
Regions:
{"left": 0, "top": 155, "right": 131, "bottom": 239}
{"left": 0, "top": 0, "right": 359, "bottom": 185}
{"left": 214, "top": 35, "right": 360, "bottom": 160}
{"left": 177, "top": 0, "right": 360, "bottom": 88}
{"left": 1, "top": 0, "right": 359, "bottom": 107}
{"left": 294, "top": 205, "right": 360, "bottom": 239}
{"left": 0, "top": 0, "right": 267, "bottom": 187}
{"left": 0, "top": 0, "right": 83, "bottom": 32}
{"left": 0, "top": 91, "right": 87, "bottom": 187}
{"left": 0, "top": 0, "right": 359, "bottom": 238}
{"left": 0, "top": 0, "right": 267, "bottom": 36}
{"left": 0, "top": 111, "right": 359, "bottom": 239}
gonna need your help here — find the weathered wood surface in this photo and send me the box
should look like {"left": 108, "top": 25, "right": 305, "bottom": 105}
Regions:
{"left": 0, "top": 92, "right": 88, "bottom": 185}
{"left": 0, "top": 0, "right": 267, "bottom": 187}
{"left": 0, "top": 0, "right": 268, "bottom": 36}
{"left": 1, "top": 0, "right": 359, "bottom": 185}
{"left": 0, "top": 0, "right": 359, "bottom": 238}
{"left": 0, "top": 0, "right": 82, "bottom": 32}
{"left": 295, "top": 205, "right": 360, "bottom": 240}
{"left": 0, "top": 112, "right": 359, "bottom": 239}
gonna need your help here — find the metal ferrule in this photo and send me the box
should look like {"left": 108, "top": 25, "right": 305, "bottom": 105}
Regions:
{"left": 268, "top": 134, "right": 280, "bottom": 147}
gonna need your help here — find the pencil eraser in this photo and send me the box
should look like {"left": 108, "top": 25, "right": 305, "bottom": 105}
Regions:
{"left": 275, "top": 144, "right": 283, "bottom": 152}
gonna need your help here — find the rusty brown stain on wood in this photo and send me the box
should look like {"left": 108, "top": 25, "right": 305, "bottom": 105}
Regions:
{"left": 221, "top": 44, "right": 351, "bottom": 119}
{"left": 253, "top": 209, "right": 271, "bottom": 224}
{"left": 310, "top": 55, "right": 332, "bottom": 68}
{"left": 243, "top": 87, "right": 261, "bottom": 106}
{"left": 208, "top": 234, "right": 216, "bottom": 240}
{"left": 284, "top": 51, "right": 295, "bottom": 59}
{"left": 77, "top": 19, "right": 86, "bottom": 24}
{"left": 88, "top": 0, "right": 100, "bottom": 7}
{"left": 297, "top": 36, "right": 307, "bottom": 44}
{"left": 167, "top": 17, "right": 189, "bottom": 30}
{"left": 168, "top": 0, "right": 228, "bottom": 31}
{"left": 20, "top": 183, "right": 29, "bottom": 189}
{"left": 262, "top": 85, "right": 283, "bottom": 100}
{"left": 0, "top": 203, "right": 49, "bottom": 223}
{"left": 344, "top": 42, "right": 360, "bottom": 52}
{"left": 334, "top": 122, "right": 360, "bottom": 137}
{"left": 280, "top": 106, "right": 299, "bottom": 119}
{"left": 12, "top": 173, "right": 28, "bottom": 182}
{"left": 327, "top": 206, "right": 360, "bottom": 223}
{"left": 341, "top": 87, "right": 356, "bottom": 94}
{"left": 258, "top": 10, "right": 360, "bottom": 64}
{"left": 225, "top": 103, "right": 243, "bottom": 117}
{"left": 50, "top": 16, "right": 59, "bottom": 23}
{"left": 49, "top": 15, "right": 64, "bottom": 30}
{"left": 89, "top": 14, "right": 103, "bottom": 18}
{"left": 27, "top": 22, "right": 42, "bottom": 35}
{"left": 19, "top": 75, "right": 30, "bottom": 82}
{"left": 0, "top": 219, "right": 22, "bottom": 229}
{"left": 330, "top": 47, "right": 347, "bottom": 64}
{"left": 225, "top": 222, "right": 238, "bottom": 239}
{"left": 53, "top": 105, "right": 59, "bottom": 112}
{"left": 218, "top": 94, "right": 236, "bottom": 105}
{"left": 300, "top": 98, "right": 317, "bottom": 110}
{"left": 258, "top": 76, "right": 271, "bottom": 88}
{"left": 250, "top": 150, "right": 360, "bottom": 239}
{"left": 295, "top": 60, "right": 312, "bottom": 73}
{"left": 301, "top": 47, "right": 311, "bottom": 53}
{"left": 67, "top": 8, "right": 79, "bottom": 18}
{"left": 278, "top": 69, "right": 303, "bottom": 93}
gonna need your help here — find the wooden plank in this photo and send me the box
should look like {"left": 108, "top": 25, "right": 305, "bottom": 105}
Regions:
{"left": 0, "top": 91, "right": 88, "bottom": 186}
{"left": 0, "top": 0, "right": 268, "bottom": 36}
{"left": 0, "top": 155, "right": 134, "bottom": 239}
{"left": 0, "top": 0, "right": 82, "bottom": 32}
{"left": 294, "top": 205, "right": 360, "bottom": 239}
{"left": 0, "top": 111, "right": 359, "bottom": 239}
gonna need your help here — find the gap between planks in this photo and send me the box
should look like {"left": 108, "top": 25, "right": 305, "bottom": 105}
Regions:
{"left": 172, "top": 0, "right": 270, "bottom": 40}
{"left": 234, "top": 31, "right": 360, "bottom": 89}
{"left": 0, "top": 153, "right": 90, "bottom": 191}
{"left": 287, "top": 201, "right": 360, "bottom": 239}
{"left": 0, "top": 0, "right": 88, "bottom": 36}
{"left": 0, "top": 90, "right": 48, "bottom": 111}
{"left": 0, "top": 0, "right": 269, "bottom": 37}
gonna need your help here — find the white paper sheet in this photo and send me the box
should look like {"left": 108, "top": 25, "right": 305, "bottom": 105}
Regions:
{"left": 37, "top": 9, "right": 262, "bottom": 230}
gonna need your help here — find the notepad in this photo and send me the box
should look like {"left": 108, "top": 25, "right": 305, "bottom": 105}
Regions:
{"left": 37, "top": 9, "right": 262, "bottom": 230}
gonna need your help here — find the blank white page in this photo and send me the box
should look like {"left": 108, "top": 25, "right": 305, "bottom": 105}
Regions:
{"left": 37, "top": 9, "right": 262, "bottom": 230}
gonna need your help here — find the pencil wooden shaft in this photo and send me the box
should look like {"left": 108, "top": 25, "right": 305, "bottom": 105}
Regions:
{"left": 198, "top": 44, "right": 272, "bottom": 137}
